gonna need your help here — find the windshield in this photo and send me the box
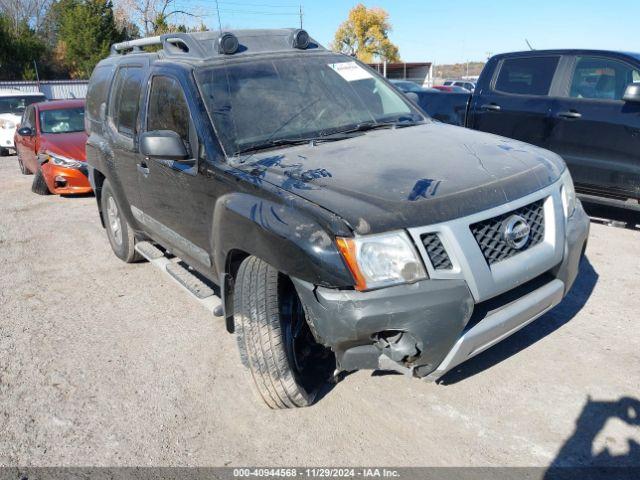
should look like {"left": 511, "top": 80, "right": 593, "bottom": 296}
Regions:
{"left": 196, "top": 55, "right": 424, "bottom": 155}
{"left": 39, "top": 108, "right": 85, "bottom": 134}
{"left": 0, "top": 96, "right": 43, "bottom": 115}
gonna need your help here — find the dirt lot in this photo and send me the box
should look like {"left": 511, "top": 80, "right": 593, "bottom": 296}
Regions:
{"left": 1, "top": 155, "right": 639, "bottom": 468}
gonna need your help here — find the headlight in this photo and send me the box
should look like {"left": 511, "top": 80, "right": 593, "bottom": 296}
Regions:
{"left": 337, "top": 231, "right": 427, "bottom": 291}
{"left": 42, "top": 152, "right": 84, "bottom": 169}
{"left": 0, "top": 119, "right": 16, "bottom": 129}
{"left": 560, "top": 169, "right": 576, "bottom": 218}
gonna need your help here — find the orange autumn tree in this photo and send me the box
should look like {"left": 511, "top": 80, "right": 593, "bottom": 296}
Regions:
{"left": 331, "top": 4, "right": 400, "bottom": 63}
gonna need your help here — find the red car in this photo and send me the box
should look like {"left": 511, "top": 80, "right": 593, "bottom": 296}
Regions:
{"left": 432, "top": 85, "right": 471, "bottom": 93}
{"left": 14, "top": 99, "right": 91, "bottom": 195}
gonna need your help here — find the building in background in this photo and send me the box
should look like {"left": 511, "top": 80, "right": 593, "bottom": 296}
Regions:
{"left": 0, "top": 81, "right": 88, "bottom": 100}
{"left": 367, "top": 62, "right": 433, "bottom": 88}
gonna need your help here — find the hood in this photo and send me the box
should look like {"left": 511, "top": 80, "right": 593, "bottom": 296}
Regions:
{"left": 41, "top": 131, "right": 88, "bottom": 161}
{"left": 236, "top": 122, "right": 565, "bottom": 234}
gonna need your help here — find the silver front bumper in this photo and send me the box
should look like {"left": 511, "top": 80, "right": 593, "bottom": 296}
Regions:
{"left": 423, "top": 278, "right": 564, "bottom": 380}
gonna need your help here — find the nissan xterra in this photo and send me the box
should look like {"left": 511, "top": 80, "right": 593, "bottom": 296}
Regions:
{"left": 85, "top": 29, "right": 589, "bottom": 409}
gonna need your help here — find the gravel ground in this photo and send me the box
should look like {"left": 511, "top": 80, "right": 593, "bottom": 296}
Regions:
{"left": 1, "top": 155, "right": 639, "bottom": 468}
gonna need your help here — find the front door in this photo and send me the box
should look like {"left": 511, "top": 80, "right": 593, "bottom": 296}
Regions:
{"left": 17, "top": 105, "right": 39, "bottom": 172}
{"left": 136, "top": 73, "right": 213, "bottom": 269}
{"left": 469, "top": 55, "right": 561, "bottom": 149}
{"left": 548, "top": 55, "right": 640, "bottom": 200}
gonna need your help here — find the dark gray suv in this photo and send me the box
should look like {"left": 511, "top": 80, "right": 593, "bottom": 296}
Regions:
{"left": 85, "top": 29, "right": 590, "bottom": 409}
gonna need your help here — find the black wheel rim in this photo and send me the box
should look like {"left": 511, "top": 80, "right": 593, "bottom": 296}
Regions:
{"left": 281, "top": 288, "right": 334, "bottom": 394}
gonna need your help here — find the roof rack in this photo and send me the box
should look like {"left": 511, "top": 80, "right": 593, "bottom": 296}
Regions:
{"left": 109, "top": 29, "right": 321, "bottom": 60}
{"left": 111, "top": 36, "right": 161, "bottom": 54}
{"left": 110, "top": 33, "right": 205, "bottom": 57}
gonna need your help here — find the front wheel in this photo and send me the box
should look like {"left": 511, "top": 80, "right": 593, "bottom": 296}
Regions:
{"left": 31, "top": 169, "right": 51, "bottom": 195}
{"left": 101, "top": 180, "right": 142, "bottom": 263}
{"left": 234, "top": 256, "right": 335, "bottom": 409}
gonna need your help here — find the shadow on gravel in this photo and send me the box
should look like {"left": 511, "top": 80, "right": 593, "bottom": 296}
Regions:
{"left": 438, "top": 255, "right": 599, "bottom": 385}
{"left": 60, "top": 192, "right": 95, "bottom": 199}
{"left": 544, "top": 396, "right": 640, "bottom": 479}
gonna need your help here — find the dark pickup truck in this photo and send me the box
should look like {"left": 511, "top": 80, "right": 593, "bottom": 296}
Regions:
{"left": 415, "top": 50, "right": 640, "bottom": 214}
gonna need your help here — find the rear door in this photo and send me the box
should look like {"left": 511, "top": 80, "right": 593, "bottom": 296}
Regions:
{"left": 548, "top": 55, "right": 640, "bottom": 200}
{"left": 469, "top": 55, "right": 561, "bottom": 149}
{"left": 105, "top": 62, "right": 146, "bottom": 210}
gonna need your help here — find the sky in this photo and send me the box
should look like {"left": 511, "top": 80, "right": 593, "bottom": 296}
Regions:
{"left": 175, "top": 0, "right": 639, "bottom": 64}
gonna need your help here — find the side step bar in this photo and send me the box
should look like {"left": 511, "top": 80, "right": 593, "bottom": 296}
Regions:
{"left": 135, "top": 241, "right": 223, "bottom": 317}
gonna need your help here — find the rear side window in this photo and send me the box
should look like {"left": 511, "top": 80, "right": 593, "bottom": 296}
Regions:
{"left": 109, "top": 66, "right": 144, "bottom": 136}
{"left": 147, "top": 76, "right": 191, "bottom": 146}
{"left": 86, "top": 66, "right": 112, "bottom": 122}
{"left": 495, "top": 56, "right": 559, "bottom": 95}
{"left": 569, "top": 56, "right": 640, "bottom": 101}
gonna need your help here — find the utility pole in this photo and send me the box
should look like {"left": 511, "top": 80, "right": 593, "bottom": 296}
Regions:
{"left": 299, "top": 4, "right": 303, "bottom": 29}
{"left": 33, "top": 60, "right": 41, "bottom": 93}
{"left": 215, "top": 0, "right": 222, "bottom": 31}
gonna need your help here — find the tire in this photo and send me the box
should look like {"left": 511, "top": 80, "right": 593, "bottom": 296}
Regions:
{"left": 17, "top": 152, "right": 31, "bottom": 175}
{"left": 234, "top": 256, "right": 335, "bottom": 409}
{"left": 0, "top": 148, "right": 9, "bottom": 157}
{"left": 101, "top": 179, "right": 142, "bottom": 263}
{"left": 31, "top": 169, "right": 51, "bottom": 195}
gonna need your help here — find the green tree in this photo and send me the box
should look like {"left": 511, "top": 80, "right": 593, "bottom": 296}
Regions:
{"left": 0, "top": 15, "right": 47, "bottom": 80}
{"left": 53, "top": 0, "right": 125, "bottom": 78}
{"left": 331, "top": 4, "right": 400, "bottom": 63}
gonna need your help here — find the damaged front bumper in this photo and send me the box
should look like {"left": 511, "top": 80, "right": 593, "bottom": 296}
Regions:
{"left": 293, "top": 197, "right": 590, "bottom": 381}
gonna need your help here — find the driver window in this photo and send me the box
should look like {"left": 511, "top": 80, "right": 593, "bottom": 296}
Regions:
{"left": 147, "top": 76, "right": 192, "bottom": 155}
{"left": 569, "top": 57, "right": 640, "bottom": 101}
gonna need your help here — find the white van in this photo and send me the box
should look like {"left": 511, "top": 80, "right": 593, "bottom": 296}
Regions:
{"left": 0, "top": 89, "right": 46, "bottom": 155}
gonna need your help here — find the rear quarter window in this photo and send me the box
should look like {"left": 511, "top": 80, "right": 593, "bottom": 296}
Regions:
{"left": 494, "top": 56, "right": 560, "bottom": 96}
{"left": 86, "top": 65, "right": 113, "bottom": 127}
{"left": 109, "top": 66, "right": 144, "bottom": 137}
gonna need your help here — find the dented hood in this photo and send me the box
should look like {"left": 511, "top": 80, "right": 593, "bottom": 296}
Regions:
{"left": 237, "top": 122, "right": 565, "bottom": 234}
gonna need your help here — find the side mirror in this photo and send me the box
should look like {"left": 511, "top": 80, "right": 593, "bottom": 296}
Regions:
{"left": 623, "top": 82, "right": 640, "bottom": 103}
{"left": 140, "top": 130, "right": 189, "bottom": 160}
{"left": 17, "top": 126, "right": 34, "bottom": 137}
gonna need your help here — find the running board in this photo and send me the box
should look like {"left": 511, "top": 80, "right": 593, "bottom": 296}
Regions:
{"left": 135, "top": 241, "right": 223, "bottom": 317}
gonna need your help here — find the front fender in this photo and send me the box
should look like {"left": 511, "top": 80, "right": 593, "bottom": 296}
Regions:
{"left": 212, "top": 191, "right": 354, "bottom": 288}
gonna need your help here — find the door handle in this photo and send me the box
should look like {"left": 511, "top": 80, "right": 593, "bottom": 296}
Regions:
{"left": 137, "top": 162, "right": 150, "bottom": 176}
{"left": 557, "top": 110, "right": 582, "bottom": 119}
{"left": 481, "top": 103, "right": 501, "bottom": 112}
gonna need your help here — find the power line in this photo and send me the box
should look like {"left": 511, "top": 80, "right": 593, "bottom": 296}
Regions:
{"left": 203, "top": 9, "right": 299, "bottom": 16}
{"left": 218, "top": 1, "right": 300, "bottom": 7}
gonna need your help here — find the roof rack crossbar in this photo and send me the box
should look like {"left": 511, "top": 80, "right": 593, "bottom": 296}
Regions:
{"left": 111, "top": 36, "right": 162, "bottom": 55}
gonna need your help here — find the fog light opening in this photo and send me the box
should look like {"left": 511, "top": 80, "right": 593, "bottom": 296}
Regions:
{"left": 54, "top": 176, "right": 67, "bottom": 188}
{"left": 373, "top": 330, "right": 422, "bottom": 364}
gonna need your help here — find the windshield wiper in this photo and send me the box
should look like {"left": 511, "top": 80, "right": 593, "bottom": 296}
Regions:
{"left": 233, "top": 133, "right": 358, "bottom": 157}
{"left": 335, "top": 117, "right": 423, "bottom": 135}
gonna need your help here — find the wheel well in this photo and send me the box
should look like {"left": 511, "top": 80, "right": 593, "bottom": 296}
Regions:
{"left": 93, "top": 169, "right": 106, "bottom": 228}
{"left": 223, "top": 249, "right": 251, "bottom": 333}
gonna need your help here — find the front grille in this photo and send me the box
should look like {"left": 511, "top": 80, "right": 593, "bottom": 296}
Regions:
{"left": 421, "top": 233, "right": 453, "bottom": 270}
{"left": 470, "top": 199, "right": 545, "bottom": 266}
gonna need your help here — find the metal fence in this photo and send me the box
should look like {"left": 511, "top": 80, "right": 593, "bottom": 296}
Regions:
{"left": 0, "top": 80, "right": 88, "bottom": 100}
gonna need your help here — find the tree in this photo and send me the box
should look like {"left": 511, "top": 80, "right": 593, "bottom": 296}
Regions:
{"left": 53, "top": 0, "right": 126, "bottom": 78}
{"left": 0, "top": 0, "right": 52, "bottom": 34}
{"left": 0, "top": 14, "right": 47, "bottom": 80}
{"left": 115, "top": 0, "right": 198, "bottom": 37}
{"left": 331, "top": 4, "right": 399, "bottom": 63}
